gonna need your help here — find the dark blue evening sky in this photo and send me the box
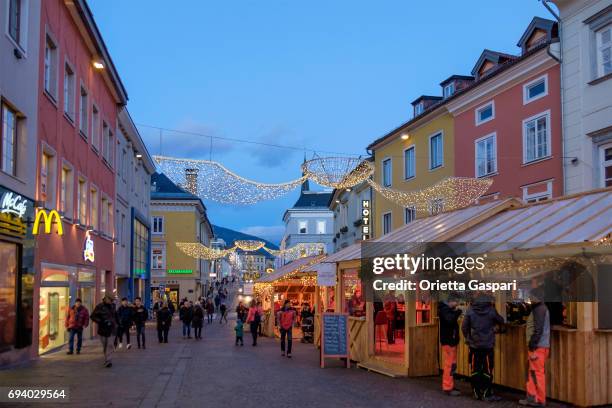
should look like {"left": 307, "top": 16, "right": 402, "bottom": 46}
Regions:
{"left": 89, "top": 0, "right": 551, "bottom": 244}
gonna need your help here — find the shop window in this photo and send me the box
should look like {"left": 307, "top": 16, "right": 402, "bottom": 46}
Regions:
{"left": 0, "top": 242, "right": 18, "bottom": 352}
{"left": 342, "top": 269, "right": 364, "bottom": 317}
{"left": 1, "top": 103, "right": 19, "bottom": 176}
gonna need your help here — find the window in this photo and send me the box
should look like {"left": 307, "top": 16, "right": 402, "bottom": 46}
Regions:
{"left": 90, "top": 187, "right": 98, "bottom": 230}
{"left": 316, "top": 220, "right": 325, "bottom": 234}
{"left": 596, "top": 24, "right": 612, "bottom": 78}
{"left": 382, "top": 212, "right": 392, "bottom": 235}
{"left": 342, "top": 269, "right": 364, "bottom": 317}
{"left": 79, "top": 86, "right": 88, "bottom": 136}
{"left": 44, "top": 35, "right": 58, "bottom": 98}
{"left": 382, "top": 158, "right": 392, "bottom": 187}
{"left": 523, "top": 75, "right": 548, "bottom": 104}
{"left": 404, "top": 146, "right": 415, "bottom": 179}
{"left": 100, "top": 197, "right": 108, "bottom": 234}
{"left": 102, "top": 122, "right": 113, "bottom": 164}
{"left": 152, "top": 245, "right": 166, "bottom": 270}
{"left": 475, "top": 133, "right": 497, "bottom": 177}
{"left": 430, "top": 198, "right": 444, "bottom": 215}
{"left": 106, "top": 130, "right": 113, "bottom": 166}
{"left": 522, "top": 181, "right": 552, "bottom": 203}
{"left": 8, "top": 0, "right": 25, "bottom": 48}
{"left": 298, "top": 220, "right": 307, "bottom": 234}
{"left": 40, "top": 150, "right": 56, "bottom": 208}
{"left": 404, "top": 206, "right": 416, "bottom": 224}
{"left": 106, "top": 201, "right": 113, "bottom": 237}
{"left": 1, "top": 104, "right": 18, "bottom": 176}
{"left": 600, "top": 143, "right": 612, "bottom": 187}
{"left": 91, "top": 105, "right": 100, "bottom": 151}
{"left": 63, "top": 63, "right": 75, "bottom": 120}
{"left": 523, "top": 111, "right": 550, "bottom": 163}
{"left": 475, "top": 101, "right": 495, "bottom": 125}
{"left": 429, "top": 132, "right": 443, "bottom": 169}
{"left": 152, "top": 216, "right": 164, "bottom": 234}
{"left": 77, "top": 178, "right": 87, "bottom": 224}
{"left": 414, "top": 102, "right": 424, "bottom": 116}
{"left": 443, "top": 83, "right": 455, "bottom": 98}
{"left": 60, "top": 164, "right": 73, "bottom": 217}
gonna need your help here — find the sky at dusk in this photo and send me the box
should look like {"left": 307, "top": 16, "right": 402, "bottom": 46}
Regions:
{"left": 89, "top": 0, "right": 552, "bottom": 244}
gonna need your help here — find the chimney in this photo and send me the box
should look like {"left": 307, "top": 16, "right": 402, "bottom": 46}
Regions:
{"left": 185, "top": 168, "right": 198, "bottom": 195}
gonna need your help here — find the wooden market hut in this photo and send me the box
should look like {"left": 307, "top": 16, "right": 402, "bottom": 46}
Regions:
{"left": 318, "top": 188, "right": 612, "bottom": 407}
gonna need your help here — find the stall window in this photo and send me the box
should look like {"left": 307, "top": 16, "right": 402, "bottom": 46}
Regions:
{"left": 342, "top": 269, "right": 364, "bottom": 317}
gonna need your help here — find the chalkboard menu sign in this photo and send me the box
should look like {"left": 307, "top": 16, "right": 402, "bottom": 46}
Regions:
{"left": 320, "top": 313, "right": 350, "bottom": 368}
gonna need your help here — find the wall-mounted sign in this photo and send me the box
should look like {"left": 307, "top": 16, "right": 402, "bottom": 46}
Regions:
{"left": 0, "top": 186, "right": 34, "bottom": 239}
{"left": 167, "top": 269, "right": 193, "bottom": 274}
{"left": 361, "top": 200, "right": 370, "bottom": 240}
{"left": 317, "top": 262, "right": 336, "bottom": 286}
{"left": 83, "top": 230, "right": 95, "bottom": 262}
{"left": 32, "top": 209, "right": 63, "bottom": 235}
{"left": 1, "top": 192, "right": 28, "bottom": 219}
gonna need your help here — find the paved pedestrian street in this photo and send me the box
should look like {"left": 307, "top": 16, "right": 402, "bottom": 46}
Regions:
{"left": 0, "top": 313, "right": 570, "bottom": 408}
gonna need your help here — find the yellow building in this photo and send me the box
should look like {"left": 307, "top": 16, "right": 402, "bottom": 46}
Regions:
{"left": 368, "top": 85, "right": 468, "bottom": 237}
{"left": 150, "top": 173, "right": 213, "bottom": 306}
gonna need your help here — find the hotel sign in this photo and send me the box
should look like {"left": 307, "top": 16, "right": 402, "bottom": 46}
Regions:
{"left": 361, "top": 200, "right": 370, "bottom": 240}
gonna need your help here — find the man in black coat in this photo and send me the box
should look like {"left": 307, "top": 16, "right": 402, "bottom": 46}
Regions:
{"left": 156, "top": 303, "right": 173, "bottom": 343}
{"left": 115, "top": 297, "right": 134, "bottom": 349}
{"left": 438, "top": 294, "right": 462, "bottom": 396}
{"left": 90, "top": 295, "right": 118, "bottom": 368}
{"left": 132, "top": 297, "right": 148, "bottom": 349}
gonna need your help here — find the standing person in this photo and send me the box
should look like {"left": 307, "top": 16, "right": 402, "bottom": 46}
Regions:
{"left": 300, "top": 303, "right": 313, "bottom": 343}
{"left": 246, "top": 300, "right": 261, "bottom": 346}
{"left": 519, "top": 289, "right": 551, "bottom": 408}
{"left": 219, "top": 302, "right": 228, "bottom": 324}
{"left": 277, "top": 300, "right": 296, "bottom": 358}
{"left": 132, "top": 297, "right": 148, "bottom": 349}
{"left": 256, "top": 301, "right": 264, "bottom": 335}
{"left": 206, "top": 299, "right": 215, "bottom": 324}
{"left": 438, "top": 295, "right": 462, "bottom": 397}
{"left": 116, "top": 298, "right": 134, "bottom": 350}
{"left": 192, "top": 301, "right": 204, "bottom": 340}
{"left": 462, "top": 294, "right": 505, "bottom": 402}
{"left": 214, "top": 293, "right": 220, "bottom": 311}
{"left": 156, "top": 302, "right": 172, "bottom": 343}
{"left": 235, "top": 301, "right": 247, "bottom": 323}
{"left": 90, "top": 295, "right": 118, "bottom": 368}
{"left": 234, "top": 319, "right": 244, "bottom": 346}
{"left": 65, "top": 298, "right": 89, "bottom": 355}
{"left": 180, "top": 301, "right": 194, "bottom": 339}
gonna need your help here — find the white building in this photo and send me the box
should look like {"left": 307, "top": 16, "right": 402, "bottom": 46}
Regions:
{"left": 329, "top": 180, "right": 371, "bottom": 252}
{"left": 551, "top": 0, "right": 612, "bottom": 192}
{"left": 114, "top": 108, "right": 156, "bottom": 306}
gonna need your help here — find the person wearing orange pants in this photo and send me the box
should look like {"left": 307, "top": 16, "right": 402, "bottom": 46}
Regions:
{"left": 520, "top": 288, "right": 550, "bottom": 407}
{"left": 438, "top": 294, "right": 462, "bottom": 396}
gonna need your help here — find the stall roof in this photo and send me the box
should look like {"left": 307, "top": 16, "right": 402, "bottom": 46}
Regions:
{"left": 320, "top": 198, "right": 518, "bottom": 264}
{"left": 258, "top": 255, "right": 325, "bottom": 283}
{"left": 453, "top": 188, "right": 612, "bottom": 254}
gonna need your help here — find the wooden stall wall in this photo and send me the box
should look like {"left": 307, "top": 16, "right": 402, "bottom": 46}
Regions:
{"left": 349, "top": 317, "right": 368, "bottom": 363}
{"left": 407, "top": 323, "right": 439, "bottom": 376}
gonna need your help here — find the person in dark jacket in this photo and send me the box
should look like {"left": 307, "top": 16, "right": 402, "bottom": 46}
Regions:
{"left": 438, "top": 295, "right": 462, "bottom": 396}
{"left": 156, "top": 302, "right": 172, "bottom": 343}
{"left": 461, "top": 294, "right": 505, "bottom": 401}
{"left": 519, "top": 288, "right": 551, "bottom": 407}
{"left": 180, "top": 301, "right": 194, "bottom": 338}
{"left": 115, "top": 297, "right": 134, "bottom": 350}
{"left": 235, "top": 301, "right": 247, "bottom": 323}
{"left": 192, "top": 302, "right": 204, "bottom": 340}
{"left": 90, "top": 295, "right": 118, "bottom": 367}
{"left": 219, "top": 303, "right": 228, "bottom": 324}
{"left": 132, "top": 297, "right": 148, "bottom": 349}
{"left": 206, "top": 299, "right": 215, "bottom": 324}
{"left": 65, "top": 298, "right": 89, "bottom": 355}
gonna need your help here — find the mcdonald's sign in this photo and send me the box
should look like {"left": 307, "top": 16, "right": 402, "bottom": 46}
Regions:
{"left": 32, "top": 209, "right": 63, "bottom": 235}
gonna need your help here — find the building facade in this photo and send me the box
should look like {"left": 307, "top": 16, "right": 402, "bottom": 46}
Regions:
{"left": 0, "top": 0, "right": 41, "bottom": 367}
{"left": 551, "top": 0, "right": 612, "bottom": 192}
{"left": 329, "top": 180, "right": 371, "bottom": 252}
{"left": 115, "top": 108, "right": 155, "bottom": 307}
{"left": 150, "top": 173, "right": 213, "bottom": 306}
{"left": 449, "top": 18, "right": 563, "bottom": 202}
{"left": 281, "top": 179, "right": 334, "bottom": 258}
{"left": 33, "top": 0, "right": 127, "bottom": 356}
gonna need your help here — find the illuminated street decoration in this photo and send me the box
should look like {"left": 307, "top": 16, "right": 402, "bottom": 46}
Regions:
{"left": 83, "top": 230, "right": 95, "bottom": 262}
{"left": 368, "top": 177, "right": 493, "bottom": 213}
{"left": 176, "top": 241, "right": 325, "bottom": 261}
{"left": 263, "top": 242, "right": 325, "bottom": 261}
{"left": 176, "top": 242, "right": 234, "bottom": 260}
{"left": 32, "top": 209, "right": 64, "bottom": 235}
{"left": 234, "top": 240, "right": 266, "bottom": 251}
{"left": 302, "top": 157, "right": 374, "bottom": 189}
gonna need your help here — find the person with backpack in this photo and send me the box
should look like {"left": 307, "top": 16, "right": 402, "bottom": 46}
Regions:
{"left": 180, "top": 301, "right": 194, "bottom": 339}
{"left": 132, "top": 297, "right": 148, "bottom": 349}
{"left": 116, "top": 297, "right": 134, "bottom": 350}
{"left": 246, "top": 300, "right": 261, "bottom": 346}
{"left": 277, "top": 300, "right": 296, "bottom": 358}
{"left": 438, "top": 294, "right": 462, "bottom": 396}
{"left": 192, "top": 301, "right": 204, "bottom": 340}
{"left": 65, "top": 298, "right": 89, "bottom": 355}
{"left": 90, "top": 295, "right": 118, "bottom": 368}
{"left": 156, "top": 302, "right": 173, "bottom": 343}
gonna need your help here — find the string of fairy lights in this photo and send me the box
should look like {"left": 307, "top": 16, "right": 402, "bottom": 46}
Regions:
{"left": 176, "top": 241, "right": 325, "bottom": 261}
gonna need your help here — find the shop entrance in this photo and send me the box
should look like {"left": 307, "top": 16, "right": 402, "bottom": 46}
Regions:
{"left": 39, "top": 265, "right": 73, "bottom": 354}
{"left": 0, "top": 241, "right": 18, "bottom": 353}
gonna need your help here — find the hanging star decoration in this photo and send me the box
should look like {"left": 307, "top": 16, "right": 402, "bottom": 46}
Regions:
{"left": 368, "top": 177, "right": 493, "bottom": 213}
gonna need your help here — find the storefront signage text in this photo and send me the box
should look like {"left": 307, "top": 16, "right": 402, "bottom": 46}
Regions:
{"left": 361, "top": 200, "right": 370, "bottom": 240}
{"left": 32, "top": 209, "right": 63, "bottom": 235}
{"left": 83, "top": 230, "right": 95, "bottom": 262}
{"left": 168, "top": 269, "right": 193, "bottom": 274}
{"left": 1, "top": 192, "right": 28, "bottom": 219}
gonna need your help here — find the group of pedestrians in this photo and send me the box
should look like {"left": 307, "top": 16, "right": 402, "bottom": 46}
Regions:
{"left": 178, "top": 299, "right": 205, "bottom": 340}
{"left": 438, "top": 290, "right": 551, "bottom": 407}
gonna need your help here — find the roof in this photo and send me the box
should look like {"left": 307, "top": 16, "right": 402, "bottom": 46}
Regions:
{"left": 471, "top": 49, "right": 517, "bottom": 77}
{"left": 517, "top": 17, "right": 557, "bottom": 49}
{"left": 258, "top": 255, "right": 325, "bottom": 283}
{"left": 212, "top": 225, "right": 278, "bottom": 257}
{"left": 118, "top": 108, "right": 156, "bottom": 174}
{"left": 439, "top": 75, "right": 475, "bottom": 86}
{"left": 411, "top": 95, "right": 443, "bottom": 106}
{"left": 292, "top": 191, "right": 333, "bottom": 209}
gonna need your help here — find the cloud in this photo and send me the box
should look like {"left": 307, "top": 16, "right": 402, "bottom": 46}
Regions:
{"left": 240, "top": 225, "right": 286, "bottom": 245}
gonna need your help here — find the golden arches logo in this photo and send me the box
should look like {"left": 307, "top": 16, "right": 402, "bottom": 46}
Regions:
{"left": 32, "top": 210, "right": 63, "bottom": 235}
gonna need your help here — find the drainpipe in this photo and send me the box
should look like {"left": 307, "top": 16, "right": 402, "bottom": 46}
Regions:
{"left": 541, "top": 0, "right": 568, "bottom": 196}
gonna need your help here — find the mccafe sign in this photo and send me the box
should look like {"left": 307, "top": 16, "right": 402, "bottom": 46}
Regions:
{"left": 0, "top": 186, "right": 34, "bottom": 238}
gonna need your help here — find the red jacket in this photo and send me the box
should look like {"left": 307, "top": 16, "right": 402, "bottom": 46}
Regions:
{"left": 65, "top": 305, "right": 90, "bottom": 329}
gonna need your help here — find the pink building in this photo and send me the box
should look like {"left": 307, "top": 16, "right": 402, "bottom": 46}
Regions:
{"left": 34, "top": 0, "right": 127, "bottom": 355}
{"left": 447, "top": 18, "right": 563, "bottom": 203}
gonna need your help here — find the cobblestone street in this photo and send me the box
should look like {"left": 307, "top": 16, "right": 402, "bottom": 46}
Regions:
{"left": 0, "top": 312, "right": 570, "bottom": 408}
